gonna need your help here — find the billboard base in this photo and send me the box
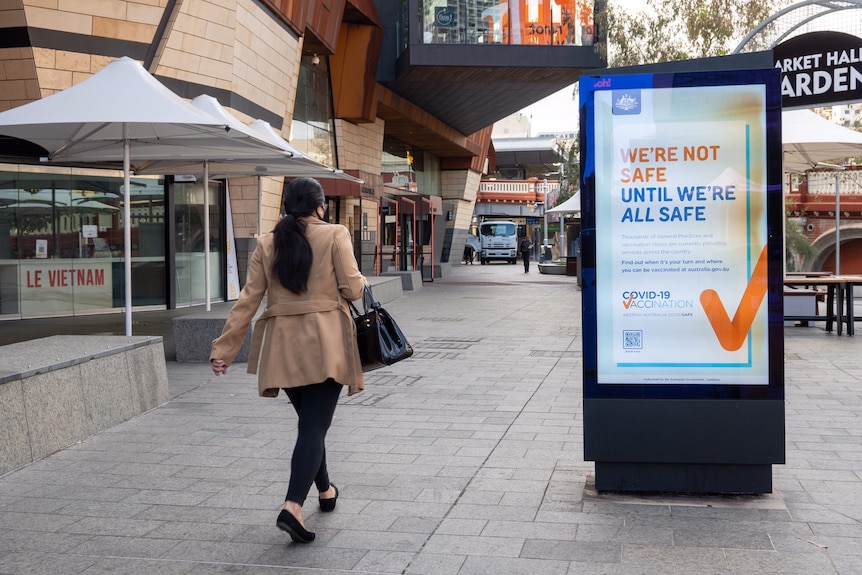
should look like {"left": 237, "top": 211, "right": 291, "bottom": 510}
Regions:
{"left": 595, "top": 462, "right": 773, "bottom": 494}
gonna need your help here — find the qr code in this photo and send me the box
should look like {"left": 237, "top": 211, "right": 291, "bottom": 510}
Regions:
{"left": 623, "top": 330, "right": 643, "bottom": 349}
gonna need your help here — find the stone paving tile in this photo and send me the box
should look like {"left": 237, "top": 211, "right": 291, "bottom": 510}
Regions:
{"left": 388, "top": 515, "right": 442, "bottom": 534}
{"left": 482, "top": 519, "right": 577, "bottom": 540}
{"left": 2, "top": 266, "right": 862, "bottom": 574}
{"left": 0, "top": 551, "right": 99, "bottom": 575}
{"left": 522, "top": 539, "right": 622, "bottom": 563}
{"left": 160, "top": 539, "right": 275, "bottom": 564}
{"left": 458, "top": 555, "right": 570, "bottom": 575}
{"left": 0, "top": 510, "right": 81, "bottom": 533}
{"left": 0, "top": 495, "right": 73, "bottom": 514}
{"left": 672, "top": 524, "right": 776, "bottom": 549}
{"left": 404, "top": 552, "right": 467, "bottom": 575}
{"left": 447, "top": 502, "right": 542, "bottom": 522}
{"left": 133, "top": 504, "right": 233, "bottom": 523}
{"left": 565, "top": 564, "right": 676, "bottom": 575}
{"left": 77, "top": 557, "right": 195, "bottom": 575}
{"left": 723, "top": 547, "right": 837, "bottom": 573}
{"left": 360, "top": 500, "right": 453, "bottom": 519}
{"left": 831, "top": 554, "right": 862, "bottom": 575}
{"left": 62, "top": 515, "right": 164, "bottom": 537}
{"left": 252, "top": 542, "right": 367, "bottom": 570}
{"left": 436, "top": 517, "right": 488, "bottom": 536}
{"left": 322, "top": 528, "right": 429, "bottom": 553}
{"left": 575, "top": 523, "right": 674, "bottom": 545}
{"left": 422, "top": 533, "right": 524, "bottom": 557}
{"left": 53, "top": 499, "right": 155, "bottom": 520}
{"left": 620, "top": 544, "right": 727, "bottom": 570}
{"left": 68, "top": 534, "right": 182, "bottom": 559}
{"left": 353, "top": 550, "right": 417, "bottom": 573}
{"left": 143, "top": 520, "right": 250, "bottom": 542}
{"left": 0, "top": 529, "right": 91, "bottom": 554}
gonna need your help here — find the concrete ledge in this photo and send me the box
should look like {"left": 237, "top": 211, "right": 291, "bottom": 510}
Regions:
{"left": 173, "top": 276, "right": 404, "bottom": 363}
{"left": 382, "top": 270, "right": 422, "bottom": 292}
{"left": 0, "top": 336, "right": 168, "bottom": 475}
{"left": 538, "top": 262, "right": 568, "bottom": 275}
{"left": 173, "top": 307, "right": 258, "bottom": 363}
{"left": 421, "top": 262, "right": 452, "bottom": 280}
{"left": 366, "top": 275, "right": 404, "bottom": 303}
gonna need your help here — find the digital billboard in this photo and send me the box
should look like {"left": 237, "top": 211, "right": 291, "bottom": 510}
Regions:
{"left": 580, "top": 70, "right": 784, "bottom": 397}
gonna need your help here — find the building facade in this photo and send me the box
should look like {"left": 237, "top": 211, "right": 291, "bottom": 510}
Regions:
{"left": 0, "top": 0, "right": 603, "bottom": 319}
{"left": 786, "top": 166, "right": 862, "bottom": 273}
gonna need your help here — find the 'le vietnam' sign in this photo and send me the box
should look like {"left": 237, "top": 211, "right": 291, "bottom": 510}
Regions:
{"left": 774, "top": 31, "right": 862, "bottom": 109}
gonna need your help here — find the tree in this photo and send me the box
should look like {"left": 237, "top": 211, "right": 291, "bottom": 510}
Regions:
{"left": 604, "top": 0, "right": 779, "bottom": 67}
{"left": 599, "top": 1, "right": 816, "bottom": 268}
{"left": 555, "top": 138, "right": 579, "bottom": 205}
{"left": 785, "top": 214, "right": 816, "bottom": 272}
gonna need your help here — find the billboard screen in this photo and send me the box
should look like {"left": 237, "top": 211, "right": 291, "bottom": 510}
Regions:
{"left": 580, "top": 70, "right": 784, "bottom": 399}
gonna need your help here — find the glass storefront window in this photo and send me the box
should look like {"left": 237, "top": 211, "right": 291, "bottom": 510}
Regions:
{"left": 173, "top": 179, "right": 223, "bottom": 307}
{"left": 291, "top": 55, "right": 337, "bottom": 167}
{"left": 398, "top": 0, "right": 410, "bottom": 54}
{"left": 421, "top": 0, "right": 595, "bottom": 46}
{"left": 0, "top": 166, "right": 168, "bottom": 319}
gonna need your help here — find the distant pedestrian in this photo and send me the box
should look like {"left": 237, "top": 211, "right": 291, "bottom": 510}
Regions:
{"left": 464, "top": 244, "right": 475, "bottom": 264}
{"left": 210, "top": 177, "right": 366, "bottom": 544}
{"left": 519, "top": 236, "right": 533, "bottom": 273}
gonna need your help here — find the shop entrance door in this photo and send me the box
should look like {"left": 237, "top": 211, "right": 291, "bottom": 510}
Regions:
{"left": 173, "top": 179, "right": 224, "bottom": 307}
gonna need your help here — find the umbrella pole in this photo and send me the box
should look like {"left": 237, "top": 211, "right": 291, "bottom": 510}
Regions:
{"left": 204, "top": 160, "right": 211, "bottom": 311}
{"left": 543, "top": 211, "right": 548, "bottom": 252}
{"left": 123, "top": 127, "right": 132, "bottom": 337}
{"left": 835, "top": 173, "right": 841, "bottom": 275}
{"left": 258, "top": 176, "right": 263, "bottom": 237}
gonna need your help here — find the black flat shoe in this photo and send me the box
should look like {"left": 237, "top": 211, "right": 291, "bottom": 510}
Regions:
{"left": 276, "top": 509, "right": 315, "bottom": 543}
{"left": 319, "top": 484, "right": 338, "bottom": 512}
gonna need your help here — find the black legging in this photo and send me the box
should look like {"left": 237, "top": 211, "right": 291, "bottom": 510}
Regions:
{"left": 283, "top": 379, "right": 342, "bottom": 505}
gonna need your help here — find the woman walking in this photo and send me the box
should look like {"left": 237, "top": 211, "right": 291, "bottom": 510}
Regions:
{"left": 210, "top": 177, "right": 366, "bottom": 543}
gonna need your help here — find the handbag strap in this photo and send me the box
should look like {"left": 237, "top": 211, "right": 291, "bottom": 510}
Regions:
{"left": 349, "top": 284, "right": 379, "bottom": 319}
{"left": 363, "top": 284, "right": 380, "bottom": 311}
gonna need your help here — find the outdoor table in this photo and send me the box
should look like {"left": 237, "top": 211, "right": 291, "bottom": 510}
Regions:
{"left": 783, "top": 275, "right": 843, "bottom": 334}
{"left": 786, "top": 271, "right": 834, "bottom": 277}
{"left": 835, "top": 275, "right": 862, "bottom": 336}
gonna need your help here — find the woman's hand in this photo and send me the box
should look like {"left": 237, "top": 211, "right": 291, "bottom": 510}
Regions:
{"left": 211, "top": 359, "right": 228, "bottom": 376}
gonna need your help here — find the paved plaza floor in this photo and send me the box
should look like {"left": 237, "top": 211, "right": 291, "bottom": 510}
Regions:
{"left": 1, "top": 262, "right": 860, "bottom": 574}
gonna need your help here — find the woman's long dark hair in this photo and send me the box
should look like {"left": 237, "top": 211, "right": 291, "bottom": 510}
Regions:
{"left": 272, "top": 177, "right": 325, "bottom": 294}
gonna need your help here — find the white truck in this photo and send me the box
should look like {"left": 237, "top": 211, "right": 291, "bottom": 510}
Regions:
{"left": 479, "top": 220, "right": 518, "bottom": 264}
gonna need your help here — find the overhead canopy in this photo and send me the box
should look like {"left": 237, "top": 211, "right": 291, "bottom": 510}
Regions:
{"left": 493, "top": 136, "right": 562, "bottom": 167}
{"left": 546, "top": 191, "right": 581, "bottom": 214}
{"left": 783, "top": 109, "right": 862, "bottom": 173}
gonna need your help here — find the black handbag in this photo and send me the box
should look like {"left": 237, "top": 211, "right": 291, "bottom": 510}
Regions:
{"left": 350, "top": 285, "right": 413, "bottom": 371}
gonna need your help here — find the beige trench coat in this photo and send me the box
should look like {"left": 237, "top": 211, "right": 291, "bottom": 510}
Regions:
{"left": 210, "top": 217, "right": 366, "bottom": 397}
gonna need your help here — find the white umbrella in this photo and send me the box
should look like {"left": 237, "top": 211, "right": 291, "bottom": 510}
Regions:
{"left": 135, "top": 107, "right": 363, "bottom": 282}
{"left": 546, "top": 191, "right": 581, "bottom": 214}
{"left": 189, "top": 97, "right": 360, "bottom": 309}
{"left": 545, "top": 191, "right": 580, "bottom": 258}
{"left": 0, "top": 57, "right": 281, "bottom": 334}
{"left": 782, "top": 109, "right": 862, "bottom": 173}
{"left": 782, "top": 110, "right": 862, "bottom": 274}
{"left": 136, "top": 113, "right": 363, "bottom": 182}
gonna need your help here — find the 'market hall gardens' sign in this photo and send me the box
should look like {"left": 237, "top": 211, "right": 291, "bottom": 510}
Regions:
{"left": 774, "top": 31, "right": 862, "bottom": 108}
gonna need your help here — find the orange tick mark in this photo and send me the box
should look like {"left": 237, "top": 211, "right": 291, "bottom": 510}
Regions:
{"left": 699, "top": 244, "right": 768, "bottom": 351}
